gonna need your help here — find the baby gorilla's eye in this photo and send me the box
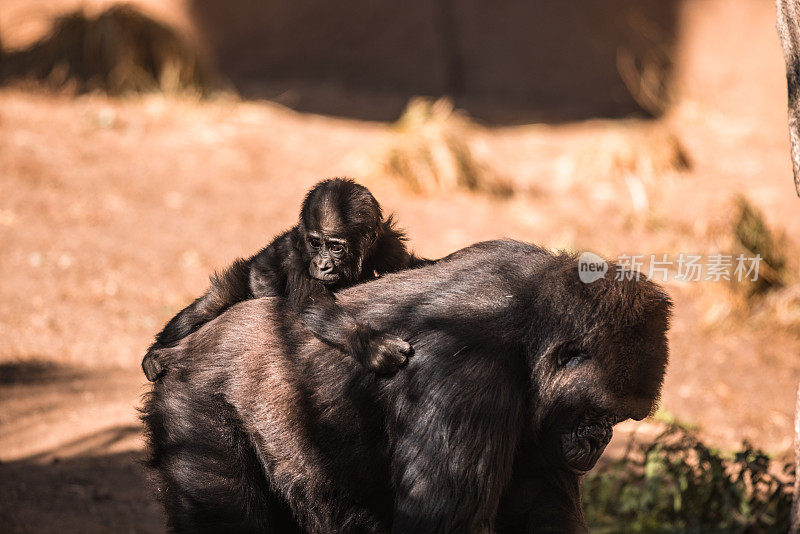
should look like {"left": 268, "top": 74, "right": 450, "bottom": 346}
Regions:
{"left": 309, "top": 238, "right": 322, "bottom": 249}
{"left": 329, "top": 244, "right": 345, "bottom": 254}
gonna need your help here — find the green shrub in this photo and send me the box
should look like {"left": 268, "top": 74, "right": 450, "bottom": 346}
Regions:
{"left": 583, "top": 425, "right": 794, "bottom": 533}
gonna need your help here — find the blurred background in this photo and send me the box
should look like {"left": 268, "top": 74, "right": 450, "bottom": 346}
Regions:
{"left": 0, "top": 0, "right": 798, "bottom": 531}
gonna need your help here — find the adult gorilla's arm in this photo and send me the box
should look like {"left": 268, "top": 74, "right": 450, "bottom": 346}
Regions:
{"left": 777, "top": 0, "right": 800, "bottom": 196}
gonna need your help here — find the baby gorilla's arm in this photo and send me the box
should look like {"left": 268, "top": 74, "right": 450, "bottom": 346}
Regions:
{"left": 260, "top": 255, "right": 411, "bottom": 374}
{"left": 141, "top": 258, "right": 253, "bottom": 381}
{"left": 297, "top": 282, "right": 412, "bottom": 374}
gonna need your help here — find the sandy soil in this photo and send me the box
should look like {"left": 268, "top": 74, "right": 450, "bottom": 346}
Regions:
{"left": 1, "top": 84, "right": 798, "bottom": 530}
{"left": 1, "top": 1, "right": 800, "bottom": 531}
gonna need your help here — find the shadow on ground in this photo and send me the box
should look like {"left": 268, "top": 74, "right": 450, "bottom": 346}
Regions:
{"left": 0, "top": 360, "right": 87, "bottom": 385}
{"left": 0, "top": 362, "right": 161, "bottom": 533}
{"left": 0, "top": 434, "right": 161, "bottom": 533}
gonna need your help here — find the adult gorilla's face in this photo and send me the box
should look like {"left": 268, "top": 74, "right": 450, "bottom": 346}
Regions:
{"left": 559, "top": 413, "right": 617, "bottom": 474}
{"left": 528, "top": 263, "right": 671, "bottom": 475}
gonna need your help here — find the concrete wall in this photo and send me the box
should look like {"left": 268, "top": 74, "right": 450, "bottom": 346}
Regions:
{"left": 188, "top": 0, "right": 681, "bottom": 122}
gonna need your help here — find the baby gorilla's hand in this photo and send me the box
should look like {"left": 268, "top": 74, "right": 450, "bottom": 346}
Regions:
{"left": 142, "top": 345, "right": 165, "bottom": 381}
{"left": 366, "top": 332, "right": 413, "bottom": 374}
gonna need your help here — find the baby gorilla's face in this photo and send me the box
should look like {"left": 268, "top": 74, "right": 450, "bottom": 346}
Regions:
{"left": 306, "top": 231, "right": 351, "bottom": 285}
{"left": 298, "top": 177, "right": 383, "bottom": 288}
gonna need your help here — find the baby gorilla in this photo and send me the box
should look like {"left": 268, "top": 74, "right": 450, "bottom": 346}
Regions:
{"left": 142, "top": 178, "right": 431, "bottom": 381}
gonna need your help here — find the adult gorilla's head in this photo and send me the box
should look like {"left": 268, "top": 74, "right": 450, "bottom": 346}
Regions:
{"left": 523, "top": 254, "right": 671, "bottom": 474}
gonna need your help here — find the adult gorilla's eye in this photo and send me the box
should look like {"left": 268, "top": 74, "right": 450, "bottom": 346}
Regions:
{"left": 557, "top": 349, "right": 588, "bottom": 369}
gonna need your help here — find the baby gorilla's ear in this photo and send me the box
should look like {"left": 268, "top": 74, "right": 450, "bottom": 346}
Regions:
{"left": 365, "top": 229, "right": 380, "bottom": 251}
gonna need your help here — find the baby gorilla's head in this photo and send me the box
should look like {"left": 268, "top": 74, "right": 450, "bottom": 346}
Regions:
{"left": 300, "top": 178, "right": 383, "bottom": 287}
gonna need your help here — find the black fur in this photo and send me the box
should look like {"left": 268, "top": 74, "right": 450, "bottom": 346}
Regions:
{"left": 142, "top": 178, "right": 431, "bottom": 381}
{"left": 142, "top": 240, "right": 671, "bottom": 533}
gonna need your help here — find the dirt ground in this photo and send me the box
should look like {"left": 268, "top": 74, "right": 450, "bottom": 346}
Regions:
{"left": 2, "top": 0, "right": 800, "bottom": 532}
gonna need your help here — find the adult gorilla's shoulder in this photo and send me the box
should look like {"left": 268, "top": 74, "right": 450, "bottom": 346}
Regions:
{"left": 143, "top": 239, "right": 670, "bottom": 534}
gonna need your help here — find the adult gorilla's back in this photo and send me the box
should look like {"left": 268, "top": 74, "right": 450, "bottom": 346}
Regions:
{"left": 142, "top": 240, "right": 671, "bottom": 533}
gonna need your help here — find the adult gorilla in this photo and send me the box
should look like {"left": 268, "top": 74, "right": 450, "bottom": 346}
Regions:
{"left": 142, "top": 240, "right": 671, "bottom": 533}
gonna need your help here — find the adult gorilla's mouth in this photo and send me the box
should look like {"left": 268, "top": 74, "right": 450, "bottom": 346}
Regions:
{"left": 559, "top": 415, "right": 620, "bottom": 474}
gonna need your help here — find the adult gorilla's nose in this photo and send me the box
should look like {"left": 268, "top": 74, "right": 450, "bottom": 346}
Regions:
{"left": 621, "top": 396, "right": 656, "bottom": 421}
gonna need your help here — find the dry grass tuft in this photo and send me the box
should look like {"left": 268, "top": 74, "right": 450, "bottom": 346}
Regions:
{"left": 373, "top": 97, "right": 513, "bottom": 198}
{"left": 751, "top": 287, "right": 800, "bottom": 337}
{"left": 616, "top": 7, "right": 676, "bottom": 117}
{"left": 577, "top": 121, "right": 690, "bottom": 183}
{"left": 699, "top": 196, "right": 797, "bottom": 333}
{"left": 0, "top": 4, "right": 216, "bottom": 96}
{"left": 731, "top": 195, "right": 789, "bottom": 295}
{"left": 573, "top": 121, "right": 690, "bottom": 217}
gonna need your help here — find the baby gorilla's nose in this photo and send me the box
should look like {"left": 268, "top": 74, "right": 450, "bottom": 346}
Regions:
{"left": 315, "top": 258, "right": 333, "bottom": 273}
